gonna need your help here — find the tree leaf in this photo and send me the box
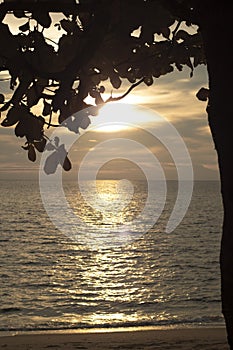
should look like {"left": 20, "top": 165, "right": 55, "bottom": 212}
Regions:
{"left": 42, "top": 101, "right": 52, "bottom": 116}
{"left": 65, "top": 113, "right": 91, "bottom": 133}
{"left": 13, "top": 10, "right": 25, "bottom": 19}
{"left": 26, "top": 85, "right": 39, "bottom": 107}
{"left": 110, "top": 74, "right": 122, "bottom": 89}
{"left": 34, "top": 138, "right": 46, "bottom": 152}
{"left": 44, "top": 151, "right": 59, "bottom": 175}
{"left": 99, "top": 86, "right": 105, "bottom": 94}
{"left": 175, "top": 30, "right": 190, "bottom": 41}
{"left": 0, "top": 94, "right": 4, "bottom": 104}
{"left": 143, "top": 76, "right": 153, "bottom": 86}
{"left": 79, "top": 115, "right": 91, "bottom": 129}
{"left": 24, "top": 114, "right": 45, "bottom": 142}
{"left": 1, "top": 117, "right": 17, "bottom": 127}
{"left": 15, "top": 120, "right": 27, "bottom": 137}
{"left": 19, "top": 22, "right": 30, "bottom": 32}
{"left": 196, "top": 87, "right": 209, "bottom": 101}
{"left": 32, "top": 11, "right": 52, "bottom": 28}
{"left": 60, "top": 19, "right": 76, "bottom": 34}
{"left": 0, "top": 101, "right": 11, "bottom": 112}
{"left": 62, "top": 156, "right": 72, "bottom": 171}
{"left": 28, "top": 144, "right": 36, "bottom": 162}
{"left": 27, "top": 79, "right": 48, "bottom": 108}
{"left": 54, "top": 136, "right": 59, "bottom": 147}
{"left": 45, "top": 142, "right": 56, "bottom": 151}
{"left": 55, "top": 143, "right": 72, "bottom": 172}
{"left": 0, "top": 23, "right": 18, "bottom": 59}
{"left": 160, "top": 26, "right": 170, "bottom": 39}
{"left": 1, "top": 107, "right": 21, "bottom": 127}
{"left": 22, "top": 143, "right": 30, "bottom": 150}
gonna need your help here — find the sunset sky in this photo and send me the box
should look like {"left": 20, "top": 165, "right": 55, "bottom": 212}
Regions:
{"left": 0, "top": 64, "right": 218, "bottom": 181}
{"left": 0, "top": 14, "right": 218, "bottom": 181}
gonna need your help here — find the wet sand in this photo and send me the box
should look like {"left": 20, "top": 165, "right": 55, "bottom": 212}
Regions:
{"left": 0, "top": 327, "right": 229, "bottom": 350}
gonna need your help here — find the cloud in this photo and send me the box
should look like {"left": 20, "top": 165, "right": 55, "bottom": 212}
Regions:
{"left": 0, "top": 61, "right": 218, "bottom": 180}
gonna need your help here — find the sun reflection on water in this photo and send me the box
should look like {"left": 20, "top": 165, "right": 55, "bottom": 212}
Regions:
{"left": 65, "top": 179, "right": 147, "bottom": 230}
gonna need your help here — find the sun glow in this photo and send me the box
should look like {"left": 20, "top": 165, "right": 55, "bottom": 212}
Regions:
{"left": 95, "top": 124, "right": 129, "bottom": 133}
{"left": 91, "top": 103, "right": 159, "bottom": 133}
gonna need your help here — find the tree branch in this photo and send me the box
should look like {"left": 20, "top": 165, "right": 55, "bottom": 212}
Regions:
{"left": 171, "top": 20, "right": 181, "bottom": 41}
{"left": 105, "top": 78, "right": 145, "bottom": 103}
{"left": 44, "top": 120, "right": 60, "bottom": 128}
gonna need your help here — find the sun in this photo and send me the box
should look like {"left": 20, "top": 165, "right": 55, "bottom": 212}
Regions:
{"left": 94, "top": 124, "right": 129, "bottom": 132}
{"left": 90, "top": 102, "right": 158, "bottom": 133}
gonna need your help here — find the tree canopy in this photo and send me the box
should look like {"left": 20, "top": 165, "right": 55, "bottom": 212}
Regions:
{"left": 0, "top": 0, "right": 206, "bottom": 169}
{"left": 3, "top": 1, "right": 233, "bottom": 347}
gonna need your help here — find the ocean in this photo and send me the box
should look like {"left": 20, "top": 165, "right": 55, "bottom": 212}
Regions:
{"left": 0, "top": 179, "right": 225, "bottom": 332}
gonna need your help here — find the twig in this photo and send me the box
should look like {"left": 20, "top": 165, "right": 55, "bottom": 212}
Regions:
{"left": 29, "top": 112, "right": 60, "bottom": 128}
{"left": 41, "top": 93, "right": 53, "bottom": 100}
{"left": 44, "top": 120, "right": 60, "bottom": 128}
{"left": 105, "top": 77, "right": 145, "bottom": 103}
{"left": 171, "top": 20, "right": 181, "bottom": 42}
{"left": 47, "top": 109, "right": 52, "bottom": 129}
{"left": 44, "top": 37, "right": 59, "bottom": 46}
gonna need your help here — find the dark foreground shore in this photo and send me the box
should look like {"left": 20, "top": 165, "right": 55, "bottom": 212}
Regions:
{"left": 0, "top": 327, "right": 229, "bottom": 350}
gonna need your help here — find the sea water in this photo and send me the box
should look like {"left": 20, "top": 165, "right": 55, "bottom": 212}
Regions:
{"left": 0, "top": 180, "right": 225, "bottom": 331}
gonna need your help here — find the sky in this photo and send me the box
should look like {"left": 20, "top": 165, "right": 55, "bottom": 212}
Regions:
{"left": 0, "top": 14, "right": 219, "bottom": 181}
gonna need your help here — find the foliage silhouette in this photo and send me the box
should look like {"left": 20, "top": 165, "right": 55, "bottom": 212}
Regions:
{"left": 0, "top": 1, "right": 233, "bottom": 348}
{"left": 0, "top": 0, "right": 205, "bottom": 164}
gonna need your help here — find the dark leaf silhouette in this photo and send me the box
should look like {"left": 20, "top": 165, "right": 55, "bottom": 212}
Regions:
{"left": 0, "top": 1, "right": 208, "bottom": 170}
{"left": 0, "top": 94, "right": 4, "bottom": 104}
{"left": 1, "top": 2, "right": 233, "bottom": 346}
{"left": 196, "top": 87, "right": 209, "bottom": 101}
{"left": 57, "top": 144, "right": 72, "bottom": 171}
{"left": 1, "top": 106, "right": 22, "bottom": 126}
{"left": 43, "top": 142, "right": 71, "bottom": 174}
{"left": 0, "top": 23, "right": 18, "bottom": 58}
{"left": 54, "top": 136, "right": 59, "bottom": 148}
{"left": 34, "top": 138, "right": 46, "bottom": 152}
{"left": 15, "top": 120, "right": 27, "bottom": 138}
{"left": 143, "top": 76, "right": 153, "bottom": 87}
{"left": 42, "top": 101, "right": 52, "bottom": 116}
{"left": 62, "top": 155, "right": 72, "bottom": 171}
{"left": 60, "top": 19, "right": 76, "bottom": 34}
{"left": 13, "top": 110, "right": 45, "bottom": 143}
{"left": 28, "top": 144, "right": 36, "bottom": 162}
{"left": 13, "top": 10, "right": 25, "bottom": 19}
{"left": 44, "top": 150, "right": 59, "bottom": 175}
{"left": 19, "top": 22, "right": 29, "bottom": 32}
{"left": 21, "top": 143, "right": 30, "bottom": 151}
{"left": 65, "top": 114, "right": 91, "bottom": 133}
{"left": 32, "top": 10, "right": 51, "bottom": 28}
{"left": 45, "top": 142, "right": 56, "bottom": 151}
{"left": 110, "top": 74, "right": 122, "bottom": 89}
{"left": 27, "top": 79, "right": 48, "bottom": 108}
{"left": 0, "top": 101, "right": 11, "bottom": 112}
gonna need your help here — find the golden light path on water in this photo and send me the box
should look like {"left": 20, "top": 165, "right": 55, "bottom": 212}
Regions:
{"left": 52, "top": 181, "right": 169, "bottom": 327}
{"left": 38, "top": 99, "right": 193, "bottom": 326}
{"left": 68, "top": 180, "right": 142, "bottom": 228}
{"left": 40, "top": 99, "right": 193, "bottom": 247}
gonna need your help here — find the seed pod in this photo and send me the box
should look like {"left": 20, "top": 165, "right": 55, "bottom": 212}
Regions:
{"left": 62, "top": 156, "right": 72, "bottom": 171}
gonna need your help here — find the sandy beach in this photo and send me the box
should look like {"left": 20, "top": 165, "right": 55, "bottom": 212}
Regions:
{"left": 0, "top": 327, "right": 229, "bottom": 350}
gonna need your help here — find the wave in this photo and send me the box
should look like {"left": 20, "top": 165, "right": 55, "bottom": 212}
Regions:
{"left": 0, "top": 307, "right": 21, "bottom": 314}
{"left": 0, "top": 316, "right": 225, "bottom": 333}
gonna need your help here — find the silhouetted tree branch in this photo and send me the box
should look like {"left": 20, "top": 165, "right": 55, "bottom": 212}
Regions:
{"left": 1, "top": 2, "right": 233, "bottom": 348}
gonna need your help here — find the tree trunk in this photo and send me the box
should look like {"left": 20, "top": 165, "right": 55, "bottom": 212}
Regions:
{"left": 198, "top": 2, "right": 233, "bottom": 348}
